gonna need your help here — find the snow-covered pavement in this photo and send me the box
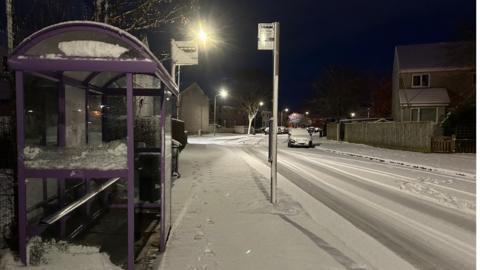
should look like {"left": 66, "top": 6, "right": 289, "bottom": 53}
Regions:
{"left": 158, "top": 134, "right": 475, "bottom": 270}
{"left": 156, "top": 143, "right": 390, "bottom": 270}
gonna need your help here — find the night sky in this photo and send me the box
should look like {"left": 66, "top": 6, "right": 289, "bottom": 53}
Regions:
{"left": 178, "top": 0, "right": 475, "bottom": 110}
{"left": 0, "top": 0, "right": 475, "bottom": 111}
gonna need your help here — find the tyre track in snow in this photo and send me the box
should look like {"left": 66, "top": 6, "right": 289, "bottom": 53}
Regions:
{"left": 285, "top": 150, "right": 476, "bottom": 209}
{"left": 241, "top": 146, "right": 475, "bottom": 270}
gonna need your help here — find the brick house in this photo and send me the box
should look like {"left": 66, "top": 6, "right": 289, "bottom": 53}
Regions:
{"left": 392, "top": 42, "right": 475, "bottom": 123}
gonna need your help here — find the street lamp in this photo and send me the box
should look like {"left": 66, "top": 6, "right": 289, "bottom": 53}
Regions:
{"left": 214, "top": 89, "right": 228, "bottom": 136}
{"left": 190, "top": 21, "right": 218, "bottom": 49}
{"left": 254, "top": 101, "right": 265, "bottom": 132}
{"left": 305, "top": 111, "right": 309, "bottom": 116}
{"left": 350, "top": 112, "right": 356, "bottom": 118}
{"left": 280, "top": 108, "right": 289, "bottom": 126}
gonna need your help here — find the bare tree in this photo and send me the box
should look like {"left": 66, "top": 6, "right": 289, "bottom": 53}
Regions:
{"left": 312, "top": 66, "right": 368, "bottom": 119}
{"left": 231, "top": 70, "right": 271, "bottom": 135}
{"left": 95, "top": 0, "right": 198, "bottom": 32}
{"left": 6, "top": 0, "right": 14, "bottom": 52}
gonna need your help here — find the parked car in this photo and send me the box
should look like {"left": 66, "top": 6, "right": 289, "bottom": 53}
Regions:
{"left": 264, "top": 126, "right": 289, "bottom": 135}
{"left": 278, "top": 126, "right": 289, "bottom": 134}
{"left": 288, "top": 128, "right": 313, "bottom": 148}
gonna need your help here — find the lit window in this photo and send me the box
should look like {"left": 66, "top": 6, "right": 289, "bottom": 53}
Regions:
{"left": 412, "top": 74, "right": 430, "bottom": 88}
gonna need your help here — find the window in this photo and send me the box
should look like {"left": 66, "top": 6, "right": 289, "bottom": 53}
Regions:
{"left": 412, "top": 74, "right": 430, "bottom": 88}
{"left": 419, "top": 108, "right": 436, "bottom": 122}
{"left": 410, "top": 107, "right": 437, "bottom": 122}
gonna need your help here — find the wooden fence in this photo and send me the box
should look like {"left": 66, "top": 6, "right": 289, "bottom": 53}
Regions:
{"left": 431, "top": 136, "right": 476, "bottom": 153}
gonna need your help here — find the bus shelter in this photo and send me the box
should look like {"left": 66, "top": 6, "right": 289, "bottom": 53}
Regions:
{"left": 8, "top": 21, "right": 177, "bottom": 270}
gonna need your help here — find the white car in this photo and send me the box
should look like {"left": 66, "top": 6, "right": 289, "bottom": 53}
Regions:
{"left": 288, "top": 128, "right": 313, "bottom": 148}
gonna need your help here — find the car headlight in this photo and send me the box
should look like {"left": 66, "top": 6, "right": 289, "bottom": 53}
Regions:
{"left": 289, "top": 139, "right": 296, "bottom": 143}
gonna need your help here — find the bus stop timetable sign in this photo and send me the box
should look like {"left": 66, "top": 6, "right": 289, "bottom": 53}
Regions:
{"left": 258, "top": 23, "right": 275, "bottom": 50}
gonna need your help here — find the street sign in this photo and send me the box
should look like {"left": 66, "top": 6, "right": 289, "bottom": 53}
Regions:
{"left": 258, "top": 23, "right": 275, "bottom": 50}
{"left": 258, "top": 22, "right": 280, "bottom": 204}
{"left": 171, "top": 40, "right": 198, "bottom": 66}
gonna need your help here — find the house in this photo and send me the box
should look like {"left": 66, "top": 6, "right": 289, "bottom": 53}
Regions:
{"left": 392, "top": 42, "right": 475, "bottom": 123}
{"left": 179, "top": 83, "right": 209, "bottom": 134}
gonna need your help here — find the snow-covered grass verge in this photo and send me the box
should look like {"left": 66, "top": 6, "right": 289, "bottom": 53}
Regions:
{"left": 317, "top": 147, "right": 476, "bottom": 179}
{"left": 0, "top": 237, "right": 122, "bottom": 270}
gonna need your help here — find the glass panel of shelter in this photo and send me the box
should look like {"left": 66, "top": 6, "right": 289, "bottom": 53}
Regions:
{"left": 21, "top": 70, "right": 167, "bottom": 267}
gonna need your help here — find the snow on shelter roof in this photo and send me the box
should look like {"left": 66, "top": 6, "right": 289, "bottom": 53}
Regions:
{"left": 399, "top": 88, "right": 450, "bottom": 107}
{"left": 8, "top": 21, "right": 177, "bottom": 94}
{"left": 396, "top": 42, "right": 475, "bottom": 72}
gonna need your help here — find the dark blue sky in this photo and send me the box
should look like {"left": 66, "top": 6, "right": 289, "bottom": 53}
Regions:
{"left": 0, "top": 0, "right": 475, "bottom": 110}
{"left": 179, "top": 0, "right": 475, "bottom": 109}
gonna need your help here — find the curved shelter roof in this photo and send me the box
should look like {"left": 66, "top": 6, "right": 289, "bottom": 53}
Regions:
{"left": 8, "top": 21, "right": 177, "bottom": 94}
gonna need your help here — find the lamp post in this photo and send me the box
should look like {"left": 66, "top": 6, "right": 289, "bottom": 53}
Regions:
{"left": 254, "top": 101, "right": 264, "bottom": 133}
{"left": 280, "top": 108, "right": 289, "bottom": 126}
{"left": 174, "top": 21, "right": 217, "bottom": 117}
{"left": 350, "top": 112, "right": 356, "bottom": 118}
{"left": 213, "top": 89, "right": 228, "bottom": 136}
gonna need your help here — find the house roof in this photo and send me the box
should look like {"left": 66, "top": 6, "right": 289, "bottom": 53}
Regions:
{"left": 399, "top": 88, "right": 450, "bottom": 107}
{"left": 181, "top": 82, "right": 209, "bottom": 100}
{"left": 396, "top": 42, "right": 475, "bottom": 72}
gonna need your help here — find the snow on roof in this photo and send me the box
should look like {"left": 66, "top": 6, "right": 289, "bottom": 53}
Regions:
{"left": 58, "top": 40, "right": 129, "bottom": 58}
{"left": 396, "top": 42, "right": 475, "bottom": 71}
{"left": 399, "top": 88, "right": 450, "bottom": 106}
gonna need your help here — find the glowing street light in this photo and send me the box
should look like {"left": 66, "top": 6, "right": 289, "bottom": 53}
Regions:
{"left": 280, "top": 107, "right": 289, "bottom": 126}
{"left": 350, "top": 112, "right": 356, "bottom": 118}
{"left": 198, "top": 29, "right": 208, "bottom": 42}
{"left": 214, "top": 88, "right": 228, "bottom": 136}
{"left": 305, "top": 111, "right": 309, "bottom": 116}
{"left": 254, "top": 101, "right": 265, "bottom": 131}
{"left": 190, "top": 21, "right": 218, "bottom": 49}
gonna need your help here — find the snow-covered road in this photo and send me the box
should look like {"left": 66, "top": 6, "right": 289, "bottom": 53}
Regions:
{"left": 190, "top": 134, "right": 475, "bottom": 270}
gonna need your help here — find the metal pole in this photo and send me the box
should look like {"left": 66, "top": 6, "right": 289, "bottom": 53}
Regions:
{"left": 176, "top": 66, "right": 181, "bottom": 118}
{"left": 171, "top": 39, "right": 179, "bottom": 118}
{"left": 15, "top": 71, "right": 27, "bottom": 264}
{"left": 271, "top": 22, "right": 280, "bottom": 205}
{"left": 126, "top": 73, "right": 135, "bottom": 270}
{"left": 213, "top": 95, "right": 217, "bottom": 136}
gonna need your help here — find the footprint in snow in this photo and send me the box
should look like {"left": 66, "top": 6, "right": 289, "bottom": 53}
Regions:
{"left": 194, "top": 230, "right": 205, "bottom": 240}
{"left": 206, "top": 218, "right": 215, "bottom": 224}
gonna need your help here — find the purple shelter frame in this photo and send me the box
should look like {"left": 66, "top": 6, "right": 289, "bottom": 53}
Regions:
{"left": 8, "top": 21, "right": 178, "bottom": 270}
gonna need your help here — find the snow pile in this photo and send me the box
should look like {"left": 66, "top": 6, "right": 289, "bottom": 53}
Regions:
{"left": 0, "top": 237, "right": 122, "bottom": 270}
{"left": 315, "top": 139, "right": 476, "bottom": 177}
{"left": 24, "top": 140, "right": 127, "bottom": 170}
{"left": 23, "top": 146, "right": 41, "bottom": 159}
{"left": 58, "top": 41, "right": 129, "bottom": 58}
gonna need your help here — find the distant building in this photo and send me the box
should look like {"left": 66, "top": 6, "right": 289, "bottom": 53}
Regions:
{"left": 392, "top": 42, "right": 475, "bottom": 123}
{"left": 179, "top": 83, "right": 209, "bottom": 134}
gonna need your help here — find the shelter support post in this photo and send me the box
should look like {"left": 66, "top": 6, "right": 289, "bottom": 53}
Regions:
{"left": 126, "top": 73, "right": 135, "bottom": 270}
{"left": 15, "top": 71, "right": 27, "bottom": 264}
{"left": 57, "top": 76, "right": 67, "bottom": 238}
{"left": 85, "top": 88, "right": 89, "bottom": 144}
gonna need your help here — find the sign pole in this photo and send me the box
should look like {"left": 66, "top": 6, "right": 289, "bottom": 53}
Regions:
{"left": 271, "top": 22, "right": 279, "bottom": 204}
{"left": 258, "top": 22, "right": 279, "bottom": 205}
